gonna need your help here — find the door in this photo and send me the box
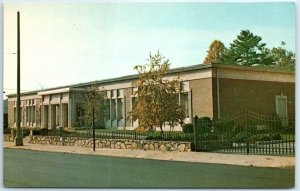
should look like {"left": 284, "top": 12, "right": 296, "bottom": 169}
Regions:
{"left": 276, "top": 95, "right": 288, "bottom": 126}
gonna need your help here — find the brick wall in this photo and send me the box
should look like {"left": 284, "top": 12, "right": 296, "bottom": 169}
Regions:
{"left": 218, "top": 78, "right": 295, "bottom": 118}
{"left": 189, "top": 78, "right": 214, "bottom": 118}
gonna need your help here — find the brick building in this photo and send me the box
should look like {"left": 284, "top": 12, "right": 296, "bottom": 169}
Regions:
{"left": 7, "top": 64, "right": 295, "bottom": 131}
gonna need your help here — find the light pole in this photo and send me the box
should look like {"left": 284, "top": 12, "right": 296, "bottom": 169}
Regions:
{"left": 15, "top": 11, "right": 23, "bottom": 146}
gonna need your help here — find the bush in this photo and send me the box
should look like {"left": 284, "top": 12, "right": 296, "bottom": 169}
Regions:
{"left": 3, "top": 128, "right": 12, "bottom": 134}
{"left": 234, "top": 131, "right": 251, "bottom": 143}
{"left": 182, "top": 123, "right": 194, "bottom": 133}
{"left": 21, "top": 129, "right": 30, "bottom": 136}
{"left": 271, "top": 133, "right": 282, "bottom": 140}
{"left": 145, "top": 136, "right": 163, "bottom": 140}
{"left": 198, "top": 117, "right": 212, "bottom": 133}
{"left": 251, "top": 134, "right": 271, "bottom": 142}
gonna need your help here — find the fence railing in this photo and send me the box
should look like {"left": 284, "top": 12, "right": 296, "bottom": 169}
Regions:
{"left": 61, "top": 130, "right": 193, "bottom": 141}
{"left": 8, "top": 128, "right": 193, "bottom": 142}
{"left": 193, "top": 111, "right": 295, "bottom": 156}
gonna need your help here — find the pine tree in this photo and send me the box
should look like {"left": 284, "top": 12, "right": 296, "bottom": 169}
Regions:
{"left": 220, "top": 30, "right": 266, "bottom": 66}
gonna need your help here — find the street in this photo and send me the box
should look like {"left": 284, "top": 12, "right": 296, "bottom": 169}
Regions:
{"left": 3, "top": 148, "right": 294, "bottom": 188}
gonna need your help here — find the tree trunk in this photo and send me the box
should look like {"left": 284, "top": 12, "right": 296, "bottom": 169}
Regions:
{"left": 160, "top": 124, "right": 164, "bottom": 135}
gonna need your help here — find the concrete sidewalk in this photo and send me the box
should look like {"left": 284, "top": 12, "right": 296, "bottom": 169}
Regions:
{"left": 3, "top": 141, "right": 295, "bottom": 168}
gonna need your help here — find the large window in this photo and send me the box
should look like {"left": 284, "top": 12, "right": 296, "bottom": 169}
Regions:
{"left": 117, "top": 98, "right": 124, "bottom": 120}
{"left": 111, "top": 99, "right": 116, "bottom": 120}
{"left": 75, "top": 104, "right": 84, "bottom": 127}
{"left": 180, "top": 92, "right": 189, "bottom": 118}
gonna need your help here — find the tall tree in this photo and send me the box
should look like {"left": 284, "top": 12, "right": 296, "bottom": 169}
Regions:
{"left": 129, "top": 51, "right": 185, "bottom": 133}
{"left": 78, "top": 85, "right": 109, "bottom": 128}
{"left": 269, "top": 41, "right": 295, "bottom": 70}
{"left": 203, "top": 40, "right": 225, "bottom": 64}
{"left": 220, "top": 30, "right": 267, "bottom": 66}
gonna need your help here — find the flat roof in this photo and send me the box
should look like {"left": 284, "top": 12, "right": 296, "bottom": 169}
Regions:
{"left": 7, "top": 63, "right": 294, "bottom": 97}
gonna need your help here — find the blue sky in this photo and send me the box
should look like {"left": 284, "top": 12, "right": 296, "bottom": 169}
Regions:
{"left": 3, "top": 1, "right": 295, "bottom": 97}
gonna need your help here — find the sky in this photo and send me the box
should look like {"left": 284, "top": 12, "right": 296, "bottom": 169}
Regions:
{"left": 2, "top": 1, "right": 296, "bottom": 98}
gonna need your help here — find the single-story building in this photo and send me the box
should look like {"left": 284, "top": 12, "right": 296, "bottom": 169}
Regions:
{"left": 7, "top": 63, "right": 295, "bottom": 131}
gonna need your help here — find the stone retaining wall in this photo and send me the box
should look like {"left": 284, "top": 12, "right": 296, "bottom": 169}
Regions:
{"left": 4, "top": 134, "right": 15, "bottom": 142}
{"left": 8, "top": 135, "right": 191, "bottom": 152}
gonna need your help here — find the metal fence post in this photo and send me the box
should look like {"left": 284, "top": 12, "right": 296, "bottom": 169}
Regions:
{"left": 193, "top": 115, "right": 198, "bottom": 151}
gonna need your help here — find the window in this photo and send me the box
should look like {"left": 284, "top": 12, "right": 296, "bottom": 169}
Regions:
{"left": 181, "top": 93, "right": 189, "bottom": 118}
{"left": 32, "top": 106, "right": 36, "bottom": 123}
{"left": 105, "top": 99, "right": 110, "bottom": 120}
{"left": 117, "top": 98, "right": 124, "bottom": 120}
{"left": 111, "top": 99, "right": 116, "bottom": 120}
{"left": 75, "top": 104, "right": 84, "bottom": 126}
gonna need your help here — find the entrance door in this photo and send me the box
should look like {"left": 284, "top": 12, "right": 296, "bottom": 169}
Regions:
{"left": 276, "top": 95, "right": 288, "bottom": 126}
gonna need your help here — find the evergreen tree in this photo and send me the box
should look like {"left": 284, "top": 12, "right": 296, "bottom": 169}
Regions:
{"left": 220, "top": 30, "right": 267, "bottom": 66}
{"left": 78, "top": 85, "right": 109, "bottom": 128}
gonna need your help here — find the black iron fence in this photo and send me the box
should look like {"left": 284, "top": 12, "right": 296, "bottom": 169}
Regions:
{"left": 67, "top": 130, "right": 193, "bottom": 141}
{"left": 193, "top": 111, "right": 295, "bottom": 156}
{"left": 5, "top": 110, "right": 295, "bottom": 156}
{"left": 20, "top": 128, "right": 193, "bottom": 142}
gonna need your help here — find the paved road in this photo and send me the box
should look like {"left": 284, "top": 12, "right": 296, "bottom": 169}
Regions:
{"left": 3, "top": 148, "right": 294, "bottom": 188}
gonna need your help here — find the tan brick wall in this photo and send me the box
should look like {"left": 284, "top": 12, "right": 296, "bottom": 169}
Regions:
{"left": 7, "top": 101, "right": 15, "bottom": 128}
{"left": 189, "top": 78, "right": 214, "bottom": 118}
{"left": 218, "top": 78, "right": 295, "bottom": 118}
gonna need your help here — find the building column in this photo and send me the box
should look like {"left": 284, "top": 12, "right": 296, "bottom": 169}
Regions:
{"left": 68, "top": 92, "right": 76, "bottom": 128}
{"left": 60, "top": 104, "right": 63, "bottom": 127}
{"left": 188, "top": 89, "right": 192, "bottom": 123}
{"left": 49, "top": 104, "right": 52, "bottom": 129}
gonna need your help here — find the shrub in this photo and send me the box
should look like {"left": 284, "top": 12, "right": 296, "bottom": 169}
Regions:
{"left": 145, "top": 136, "right": 163, "bottom": 140}
{"left": 271, "top": 133, "right": 282, "bottom": 140}
{"left": 234, "top": 131, "right": 251, "bottom": 143}
{"left": 198, "top": 117, "right": 212, "bottom": 133}
{"left": 182, "top": 123, "right": 194, "bottom": 133}
{"left": 21, "top": 129, "right": 30, "bottom": 136}
{"left": 3, "top": 128, "right": 12, "bottom": 134}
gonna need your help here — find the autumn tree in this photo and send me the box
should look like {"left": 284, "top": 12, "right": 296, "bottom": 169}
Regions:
{"left": 269, "top": 41, "right": 295, "bottom": 70}
{"left": 129, "top": 51, "right": 185, "bottom": 133}
{"left": 203, "top": 40, "right": 225, "bottom": 64}
{"left": 78, "top": 85, "right": 109, "bottom": 128}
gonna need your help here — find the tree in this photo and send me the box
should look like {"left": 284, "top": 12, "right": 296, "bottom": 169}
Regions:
{"left": 129, "top": 51, "right": 185, "bottom": 133}
{"left": 269, "top": 41, "right": 295, "bottom": 70}
{"left": 79, "top": 85, "right": 108, "bottom": 128}
{"left": 203, "top": 40, "right": 225, "bottom": 64}
{"left": 219, "top": 30, "right": 267, "bottom": 66}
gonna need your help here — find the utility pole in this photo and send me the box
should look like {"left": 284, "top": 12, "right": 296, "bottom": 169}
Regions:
{"left": 15, "top": 11, "right": 23, "bottom": 146}
{"left": 92, "top": 107, "right": 95, "bottom": 152}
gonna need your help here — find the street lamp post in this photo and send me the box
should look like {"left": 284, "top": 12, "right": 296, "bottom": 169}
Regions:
{"left": 15, "top": 11, "right": 23, "bottom": 146}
